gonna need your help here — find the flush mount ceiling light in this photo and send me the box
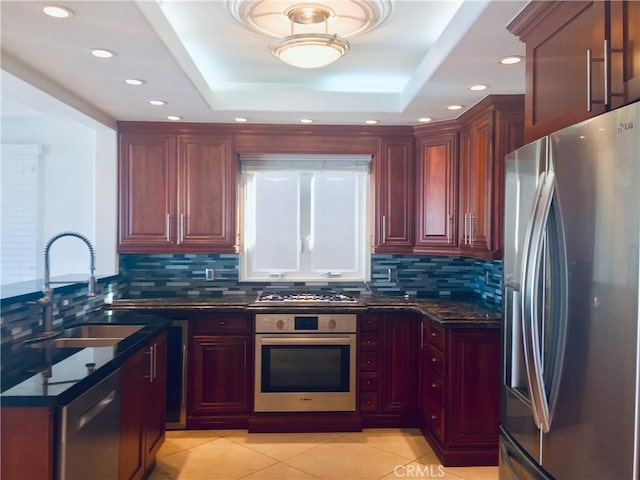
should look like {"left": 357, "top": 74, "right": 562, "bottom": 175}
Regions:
{"left": 270, "top": 6, "right": 349, "bottom": 68}
{"left": 229, "top": 0, "right": 392, "bottom": 69}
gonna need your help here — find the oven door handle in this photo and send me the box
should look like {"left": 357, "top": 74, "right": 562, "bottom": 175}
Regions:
{"left": 259, "top": 336, "right": 354, "bottom": 346}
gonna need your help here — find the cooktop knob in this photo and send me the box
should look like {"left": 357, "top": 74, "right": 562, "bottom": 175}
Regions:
{"left": 328, "top": 319, "right": 337, "bottom": 330}
{"left": 276, "top": 320, "right": 285, "bottom": 330}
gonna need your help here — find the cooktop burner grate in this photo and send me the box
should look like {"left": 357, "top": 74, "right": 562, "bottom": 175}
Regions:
{"left": 255, "top": 290, "right": 358, "bottom": 303}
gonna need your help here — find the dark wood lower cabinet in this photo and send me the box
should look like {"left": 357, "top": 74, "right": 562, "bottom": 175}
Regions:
{"left": 0, "top": 406, "right": 53, "bottom": 479}
{"left": 420, "top": 319, "right": 501, "bottom": 466}
{"left": 186, "top": 314, "right": 251, "bottom": 429}
{"left": 120, "top": 331, "right": 167, "bottom": 480}
{"left": 359, "top": 312, "right": 419, "bottom": 427}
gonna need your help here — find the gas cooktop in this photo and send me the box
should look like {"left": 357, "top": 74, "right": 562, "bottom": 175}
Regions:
{"left": 255, "top": 290, "right": 358, "bottom": 304}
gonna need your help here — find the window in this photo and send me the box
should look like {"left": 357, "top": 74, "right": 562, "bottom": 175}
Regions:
{"left": 240, "top": 155, "right": 371, "bottom": 282}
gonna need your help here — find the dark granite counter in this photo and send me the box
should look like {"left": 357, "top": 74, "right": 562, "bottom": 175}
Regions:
{"left": 108, "top": 294, "right": 501, "bottom": 327}
{"left": 1, "top": 311, "right": 170, "bottom": 407}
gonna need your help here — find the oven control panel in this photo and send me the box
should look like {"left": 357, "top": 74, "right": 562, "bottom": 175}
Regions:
{"left": 255, "top": 314, "right": 357, "bottom": 333}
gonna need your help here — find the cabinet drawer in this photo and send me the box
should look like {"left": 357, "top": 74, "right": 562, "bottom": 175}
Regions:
{"left": 360, "top": 392, "right": 378, "bottom": 412}
{"left": 359, "top": 351, "right": 378, "bottom": 371}
{"left": 359, "top": 332, "right": 378, "bottom": 351}
{"left": 427, "top": 344, "right": 446, "bottom": 378}
{"left": 426, "top": 373, "right": 445, "bottom": 405}
{"left": 426, "top": 321, "right": 446, "bottom": 351}
{"left": 359, "top": 372, "right": 378, "bottom": 392}
{"left": 191, "top": 315, "right": 251, "bottom": 334}
{"left": 425, "top": 396, "right": 446, "bottom": 442}
{"left": 359, "top": 314, "right": 378, "bottom": 331}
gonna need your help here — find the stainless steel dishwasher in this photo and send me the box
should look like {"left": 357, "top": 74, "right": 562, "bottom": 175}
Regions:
{"left": 58, "top": 368, "right": 121, "bottom": 480}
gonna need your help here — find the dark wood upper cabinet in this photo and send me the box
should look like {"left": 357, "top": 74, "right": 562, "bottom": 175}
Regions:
{"left": 118, "top": 133, "right": 175, "bottom": 250}
{"left": 508, "top": 0, "right": 639, "bottom": 143}
{"left": 374, "top": 137, "right": 415, "bottom": 253}
{"left": 457, "top": 96, "right": 524, "bottom": 260}
{"left": 177, "top": 135, "right": 236, "bottom": 250}
{"left": 414, "top": 124, "right": 459, "bottom": 254}
{"left": 118, "top": 131, "right": 236, "bottom": 253}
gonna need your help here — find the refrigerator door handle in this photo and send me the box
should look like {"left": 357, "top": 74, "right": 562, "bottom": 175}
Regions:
{"left": 524, "top": 171, "right": 558, "bottom": 434}
{"left": 520, "top": 172, "right": 547, "bottom": 431}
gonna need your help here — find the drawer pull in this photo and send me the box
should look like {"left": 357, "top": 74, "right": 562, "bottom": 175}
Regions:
{"left": 432, "top": 357, "right": 437, "bottom": 363}
{"left": 431, "top": 414, "right": 438, "bottom": 420}
{"left": 431, "top": 332, "right": 437, "bottom": 337}
{"left": 431, "top": 383, "right": 437, "bottom": 388}
{"left": 219, "top": 321, "right": 226, "bottom": 325}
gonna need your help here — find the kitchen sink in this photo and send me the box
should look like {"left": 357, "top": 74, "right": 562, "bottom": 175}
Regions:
{"left": 61, "top": 324, "right": 143, "bottom": 339}
{"left": 25, "top": 324, "right": 144, "bottom": 348}
{"left": 34, "top": 337, "right": 123, "bottom": 348}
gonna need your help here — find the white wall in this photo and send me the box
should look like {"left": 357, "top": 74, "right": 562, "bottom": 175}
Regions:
{"left": 1, "top": 112, "right": 117, "bottom": 280}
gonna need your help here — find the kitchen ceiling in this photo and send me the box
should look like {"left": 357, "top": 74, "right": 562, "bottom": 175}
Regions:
{"left": 0, "top": 0, "right": 527, "bottom": 127}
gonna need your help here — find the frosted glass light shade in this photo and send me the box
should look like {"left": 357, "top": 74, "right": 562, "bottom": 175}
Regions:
{"left": 271, "top": 34, "right": 350, "bottom": 69}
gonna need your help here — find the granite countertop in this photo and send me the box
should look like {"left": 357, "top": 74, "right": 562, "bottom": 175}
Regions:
{"left": 108, "top": 294, "right": 501, "bottom": 327}
{"left": 1, "top": 311, "right": 170, "bottom": 407}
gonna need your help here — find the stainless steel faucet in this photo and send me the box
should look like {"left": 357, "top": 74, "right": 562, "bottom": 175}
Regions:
{"left": 38, "top": 231, "right": 96, "bottom": 336}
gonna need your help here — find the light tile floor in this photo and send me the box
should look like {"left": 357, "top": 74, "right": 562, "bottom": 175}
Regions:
{"left": 149, "top": 428, "right": 498, "bottom": 480}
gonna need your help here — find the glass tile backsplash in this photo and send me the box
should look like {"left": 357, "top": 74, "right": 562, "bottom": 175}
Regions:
{"left": 119, "top": 253, "right": 502, "bottom": 305}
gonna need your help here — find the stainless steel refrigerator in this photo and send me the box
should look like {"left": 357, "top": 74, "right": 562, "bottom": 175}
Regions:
{"left": 501, "top": 101, "right": 640, "bottom": 479}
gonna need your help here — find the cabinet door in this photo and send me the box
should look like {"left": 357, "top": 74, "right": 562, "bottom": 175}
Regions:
{"left": 414, "top": 130, "right": 458, "bottom": 252}
{"left": 375, "top": 137, "right": 414, "bottom": 252}
{"left": 448, "top": 329, "right": 500, "bottom": 447}
{"left": 144, "top": 332, "right": 167, "bottom": 467}
{"left": 611, "top": 0, "right": 640, "bottom": 104}
{"left": 459, "top": 112, "right": 493, "bottom": 256}
{"left": 188, "top": 335, "right": 250, "bottom": 415}
{"left": 177, "top": 135, "right": 236, "bottom": 251}
{"left": 511, "top": 1, "right": 607, "bottom": 142}
{"left": 380, "top": 313, "right": 418, "bottom": 414}
{"left": 118, "top": 133, "right": 176, "bottom": 252}
{"left": 119, "top": 347, "right": 147, "bottom": 480}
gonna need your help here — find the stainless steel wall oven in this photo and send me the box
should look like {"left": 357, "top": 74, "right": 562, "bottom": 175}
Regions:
{"left": 254, "top": 313, "right": 357, "bottom": 412}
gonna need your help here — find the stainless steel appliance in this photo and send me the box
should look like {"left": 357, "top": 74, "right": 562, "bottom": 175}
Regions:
{"left": 501, "top": 101, "right": 640, "bottom": 479}
{"left": 254, "top": 290, "right": 359, "bottom": 304}
{"left": 59, "top": 368, "right": 121, "bottom": 480}
{"left": 254, "top": 312, "right": 357, "bottom": 412}
{"left": 165, "top": 319, "right": 188, "bottom": 429}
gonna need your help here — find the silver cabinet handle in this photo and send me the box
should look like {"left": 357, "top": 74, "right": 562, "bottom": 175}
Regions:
{"left": 604, "top": 39, "right": 624, "bottom": 107}
{"left": 420, "top": 322, "right": 424, "bottom": 350}
{"left": 470, "top": 213, "right": 475, "bottom": 246}
{"left": 166, "top": 214, "right": 171, "bottom": 242}
{"left": 586, "top": 48, "right": 594, "bottom": 112}
{"left": 382, "top": 215, "right": 387, "bottom": 242}
{"left": 179, "top": 213, "right": 185, "bottom": 244}
{"left": 463, "top": 213, "right": 468, "bottom": 244}
{"left": 153, "top": 343, "right": 157, "bottom": 381}
{"left": 447, "top": 215, "right": 452, "bottom": 243}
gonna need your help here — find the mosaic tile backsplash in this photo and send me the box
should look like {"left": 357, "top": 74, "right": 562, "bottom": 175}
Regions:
{"left": 119, "top": 253, "right": 502, "bottom": 305}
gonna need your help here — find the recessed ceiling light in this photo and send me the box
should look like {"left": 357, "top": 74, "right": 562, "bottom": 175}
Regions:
{"left": 418, "top": 117, "right": 433, "bottom": 123}
{"left": 365, "top": 120, "right": 379, "bottom": 125}
{"left": 499, "top": 55, "right": 523, "bottom": 65}
{"left": 166, "top": 116, "right": 182, "bottom": 121}
{"left": 234, "top": 117, "right": 248, "bottom": 122}
{"left": 300, "top": 119, "right": 313, "bottom": 124}
{"left": 148, "top": 100, "right": 166, "bottom": 106}
{"left": 469, "top": 84, "right": 488, "bottom": 91}
{"left": 91, "top": 49, "right": 115, "bottom": 58}
{"left": 446, "top": 105, "right": 464, "bottom": 111}
{"left": 124, "top": 79, "right": 145, "bottom": 86}
{"left": 43, "top": 6, "right": 73, "bottom": 18}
